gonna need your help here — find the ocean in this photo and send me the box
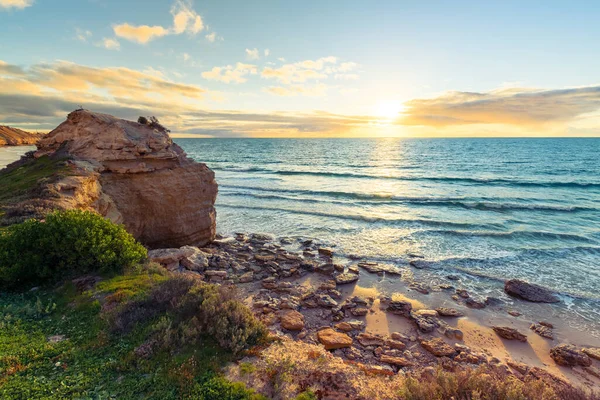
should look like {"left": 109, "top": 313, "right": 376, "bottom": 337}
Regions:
{"left": 177, "top": 138, "right": 600, "bottom": 335}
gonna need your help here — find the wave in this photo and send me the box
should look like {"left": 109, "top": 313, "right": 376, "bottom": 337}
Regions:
{"left": 418, "top": 228, "right": 596, "bottom": 243}
{"left": 217, "top": 203, "right": 498, "bottom": 229}
{"left": 219, "top": 186, "right": 595, "bottom": 213}
{"left": 213, "top": 166, "right": 600, "bottom": 189}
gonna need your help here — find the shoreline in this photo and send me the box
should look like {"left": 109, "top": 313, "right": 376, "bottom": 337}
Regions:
{"left": 149, "top": 232, "right": 600, "bottom": 392}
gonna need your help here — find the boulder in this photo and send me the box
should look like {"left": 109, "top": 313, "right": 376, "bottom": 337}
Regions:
{"left": 280, "top": 310, "right": 305, "bottom": 331}
{"left": 34, "top": 110, "right": 217, "bottom": 248}
{"left": 530, "top": 323, "right": 553, "bottom": 339}
{"left": 492, "top": 326, "right": 527, "bottom": 342}
{"left": 317, "top": 328, "right": 353, "bottom": 350}
{"left": 504, "top": 279, "right": 559, "bottom": 303}
{"left": 550, "top": 344, "right": 592, "bottom": 367}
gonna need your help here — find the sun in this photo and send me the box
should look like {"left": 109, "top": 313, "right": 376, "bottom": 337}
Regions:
{"left": 375, "top": 101, "right": 405, "bottom": 119}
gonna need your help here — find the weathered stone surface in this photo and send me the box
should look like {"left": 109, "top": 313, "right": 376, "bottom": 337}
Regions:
{"left": 380, "top": 354, "right": 413, "bottom": 367}
{"left": 386, "top": 300, "right": 412, "bottom": 317}
{"left": 504, "top": 279, "right": 560, "bottom": 303}
{"left": 492, "top": 326, "right": 527, "bottom": 342}
{"left": 317, "top": 294, "right": 338, "bottom": 308}
{"left": 357, "top": 262, "right": 402, "bottom": 275}
{"left": 334, "top": 273, "right": 359, "bottom": 285}
{"left": 530, "top": 323, "right": 553, "bottom": 339}
{"left": 356, "top": 333, "right": 385, "bottom": 347}
{"left": 436, "top": 307, "right": 464, "bottom": 317}
{"left": 385, "top": 339, "right": 406, "bottom": 350}
{"left": 280, "top": 310, "right": 305, "bottom": 331}
{"left": 238, "top": 271, "right": 254, "bottom": 283}
{"left": 335, "top": 320, "right": 365, "bottom": 332}
{"left": 550, "top": 344, "right": 592, "bottom": 367}
{"left": 317, "top": 328, "right": 353, "bottom": 350}
{"left": 582, "top": 347, "right": 600, "bottom": 361}
{"left": 420, "top": 338, "right": 456, "bottom": 357}
{"left": 34, "top": 110, "right": 218, "bottom": 248}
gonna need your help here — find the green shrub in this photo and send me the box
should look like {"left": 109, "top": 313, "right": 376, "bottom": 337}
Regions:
{"left": 0, "top": 210, "right": 147, "bottom": 287}
{"left": 191, "top": 375, "right": 267, "bottom": 400}
{"left": 107, "top": 276, "right": 268, "bottom": 355}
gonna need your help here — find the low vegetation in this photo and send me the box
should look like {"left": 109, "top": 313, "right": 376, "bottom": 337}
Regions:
{"left": 0, "top": 210, "right": 147, "bottom": 288}
{"left": 0, "top": 153, "right": 72, "bottom": 225}
{"left": 0, "top": 264, "right": 268, "bottom": 399}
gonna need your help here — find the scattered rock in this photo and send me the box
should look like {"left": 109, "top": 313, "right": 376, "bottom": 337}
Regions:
{"left": 582, "top": 347, "right": 600, "bottom": 361}
{"left": 380, "top": 354, "right": 413, "bottom": 367}
{"left": 504, "top": 279, "right": 559, "bottom": 303}
{"left": 357, "top": 262, "right": 402, "bottom": 275}
{"left": 47, "top": 335, "right": 66, "bottom": 343}
{"left": 550, "top": 344, "right": 592, "bottom": 367}
{"left": 508, "top": 310, "right": 522, "bottom": 317}
{"left": 465, "top": 297, "right": 486, "bottom": 309}
{"left": 317, "top": 294, "right": 338, "bottom": 308}
{"left": 420, "top": 338, "right": 456, "bottom": 357}
{"left": 356, "top": 333, "right": 385, "bottom": 347}
{"left": 318, "top": 247, "right": 334, "bottom": 257}
{"left": 386, "top": 300, "right": 412, "bottom": 317}
{"left": 280, "top": 310, "right": 305, "bottom": 331}
{"left": 436, "top": 307, "right": 464, "bottom": 317}
{"left": 238, "top": 271, "right": 254, "bottom": 283}
{"left": 317, "top": 328, "right": 353, "bottom": 350}
{"left": 455, "top": 289, "right": 470, "bottom": 299}
{"left": 530, "top": 323, "right": 553, "bottom": 339}
{"left": 334, "top": 273, "right": 359, "bottom": 285}
{"left": 507, "top": 360, "right": 529, "bottom": 375}
{"left": 492, "top": 326, "right": 527, "bottom": 342}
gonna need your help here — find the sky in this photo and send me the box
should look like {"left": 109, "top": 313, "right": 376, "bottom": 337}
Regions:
{"left": 1, "top": 0, "right": 600, "bottom": 137}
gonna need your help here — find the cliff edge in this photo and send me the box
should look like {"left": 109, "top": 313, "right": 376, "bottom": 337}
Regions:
{"left": 0, "top": 125, "right": 43, "bottom": 146}
{"left": 1, "top": 110, "right": 218, "bottom": 248}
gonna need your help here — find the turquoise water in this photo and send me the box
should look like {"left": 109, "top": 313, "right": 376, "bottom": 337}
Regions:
{"left": 180, "top": 138, "right": 600, "bottom": 329}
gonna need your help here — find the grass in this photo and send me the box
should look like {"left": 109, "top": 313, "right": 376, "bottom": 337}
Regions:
{"left": 0, "top": 155, "right": 69, "bottom": 204}
{"left": 0, "top": 266, "right": 265, "bottom": 399}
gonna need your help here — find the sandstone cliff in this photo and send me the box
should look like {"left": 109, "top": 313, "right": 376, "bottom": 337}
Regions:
{"left": 5, "top": 110, "right": 218, "bottom": 248}
{"left": 0, "top": 125, "right": 43, "bottom": 146}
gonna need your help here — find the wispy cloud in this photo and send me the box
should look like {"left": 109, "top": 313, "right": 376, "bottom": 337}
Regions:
{"left": 245, "top": 48, "right": 260, "bottom": 60}
{"left": 0, "top": 0, "right": 33, "bottom": 10}
{"left": 75, "top": 28, "right": 92, "bottom": 43}
{"left": 400, "top": 86, "right": 600, "bottom": 127}
{"left": 201, "top": 63, "right": 257, "bottom": 84}
{"left": 113, "top": 0, "right": 205, "bottom": 44}
{"left": 97, "top": 37, "right": 121, "bottom": 51}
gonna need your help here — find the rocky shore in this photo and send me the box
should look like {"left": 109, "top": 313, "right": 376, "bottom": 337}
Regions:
{"left": 148, "top": 232, "right": 600, "bottom": 393}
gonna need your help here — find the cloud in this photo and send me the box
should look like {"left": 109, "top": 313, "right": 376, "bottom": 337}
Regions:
{"left": 97, "top": 38, "right": 120, "bottom": 51}
{"left": 0, "top": 59, "right": 208, "bottom": 103}
{"left": 113, "top": 23, "right": 169, "bottom": 44}
{"left": 400, "top": 86, "right": 600, "bottom": 127}
{"left": 183, "top": 53, "right": 191, "bottom": 61}
{"left": 264, "top": 49, "right": 270, "bottom": 57}
{"left": 245, "top": 48, "right": 260, "bottom": 60}
{"left": 170, "top": 0, "right": 203, "bottom": 34}
{"left": 75, "top": 28, "right": 92, "bottom": 43}
{"left": 261, "top": 56, "right": 341, "bottom": 84}
{"left": 201, "top": 63, "right": 257, "bottom": 84}
{"left": 0, "top": 0, "right": 33, "bottom": 10}
{"left": 205, "top": 32, "right": 216, "bottom": 42}
{"left": 265, "top": 84, "right": 328, "bottom": 97}
{"left": 114, "top": 0, "right": 205, "bottom": 44}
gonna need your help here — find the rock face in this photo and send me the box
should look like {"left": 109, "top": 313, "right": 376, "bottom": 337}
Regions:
{"left": 0, "top": 125, "right": 42, "bottom": 146}
{"left": 34, "top": 110, "right": 218, "bottom": 248}
{"left": 504, "top": 279, "right": 559, "bottom": 303}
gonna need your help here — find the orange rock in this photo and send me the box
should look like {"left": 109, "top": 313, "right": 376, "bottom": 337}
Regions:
{"left": 317, "top": 328, "right": 353, "bottom": 350}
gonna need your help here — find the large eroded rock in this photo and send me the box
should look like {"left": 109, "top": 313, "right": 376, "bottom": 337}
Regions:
{"left": 34, "top": 110, "right": 217, "bottom": 248}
